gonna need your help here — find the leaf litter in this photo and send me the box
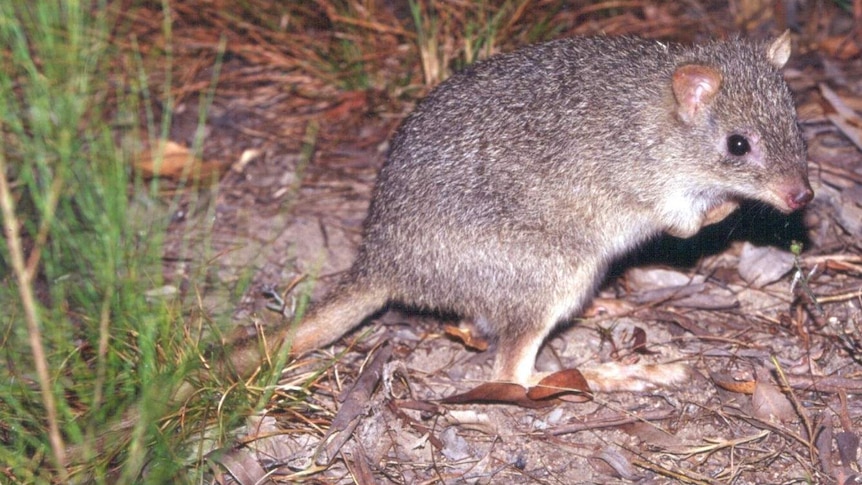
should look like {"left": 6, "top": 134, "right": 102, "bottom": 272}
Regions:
{"left": 121, "top": 1, "right": 862, "bottom": 483}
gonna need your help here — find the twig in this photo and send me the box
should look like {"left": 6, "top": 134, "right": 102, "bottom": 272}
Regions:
{"left": 547, "top": 408, "right": 675, "bottom": 436}
{"left": 816, "top": 288, "right": 862, "bottom": 304}
{"left": 631, "top": 457, "right": 715, "bottom": 485}
{"left": 772, "top": 356, "right": 818, "bottom": 466}
{"left": 661, "top": 430, "right": 770, "bottom": 460}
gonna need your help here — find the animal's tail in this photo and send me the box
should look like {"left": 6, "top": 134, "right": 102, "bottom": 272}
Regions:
{"left": 285, "top": 281, "right": 390, "bottom": 355}
{"left": 223, "top": 280, "right": 389, "bottom": 379}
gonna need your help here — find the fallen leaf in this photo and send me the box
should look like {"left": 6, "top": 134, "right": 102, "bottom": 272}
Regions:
{"left": 630, "top": 326, "right": 658, "bottom": 355}
{"left": 752, "top": 367, "right": 796, "bottom": 423}
{"left": 821, "top": 83, "right": 862, "bottom": 153}
{"left": 810, "top": 183, "right": 862, "bottom": 237}
{"left": 624, "top": 421, "right": 685, "bottom": 450}
{"left": 207, "top": 446, "right": 269, "bottom": 485}
{"left": 443, "top": 323, "right": 489, "bottom": 351}
{"left": 234, "top": 148, "right": 262, "bottom": 173}
{"left": 816, "top": 419, "right": 835, "bottom": 477}
{"left": 820, "top": 36, "right": 862, "bottom": 60}
{"left": 626, "top": 267, "right": 705, "bottom": 291}
{"left": 738, "top": 242, "right": 795, "bottom": 288}
{"left": 441, "top": 382, "right": 556, "bottom": 409}
{"left": 385, "top": 400, "right": 445, "bottom": 450}
{"left": 134, "top": 140, "right": 228, "bottom": 181}
{"left": 314, "top": 343, "right": 393, "bottom": 465}
{"left": 630, "top": 281, "right": 738, "bottom": 309}
{"left": 440, "top": 427, "right": 472, "bottom": 461}
{"left": 526, "top": 369, "right": 592, "bottom": 402}
{"left": 592, "top": 448, "right": 642, "bottom": 481}
{"left": 343, "top": 448, "right": 376, "bottom": 485}
{"left": 323, "top": 90, "right": 368, "bottom": 121}
{"left": 836, "top": 431, "right": 860, "bottom": 468}
{"left": 710, "top": 371, "right": 756, "bottom": 394}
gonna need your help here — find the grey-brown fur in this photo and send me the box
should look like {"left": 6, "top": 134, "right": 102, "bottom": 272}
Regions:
{"left": 287, "top": 33, "right": 812, "bottom": 386}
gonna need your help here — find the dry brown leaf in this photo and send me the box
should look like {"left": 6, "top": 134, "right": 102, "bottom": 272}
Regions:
{"left": 384, "top": 400, "right": 445, "bottom": 451}
{"left": 234, "top": 148, "right": 262, "bottom": 173}
{"left": 343, "top": 448, "right": 376, "bottom": 485}
{"left": 314, "top": 343, "right": 393, "bottom": 465}
{"left": 592, "top": 448, "right": 642, "bottom": 481}
{"left": 134, "top": 140, "right": 227, "bottom": 181}
{"left": 624, "top": 421, "right": 686, "bottom": 450}
{"left": 440, "top": 382, "right": 557, "bottom": 409}
{"left": 752, "top": 367, "right": 796, "bottom": 423}
{"left": 710, "top": 371, "right": 756, "bottom": 394}
{"left": 443, "top": 323, "right": 489, "bottom": 351}
{"left": 738, "top": 242, "right": 795, "bottom": 288}
{"left": 322, "top": 91, "right": 369, "bottom": 121}
{"left": 820, "top": 83, "right": 862, "bottom": 152}
{"left": 816, "top": 419, "right": 835, "bottom": 477}
{"left": 527, "top": 368, "right": 592, "bottom": 402}
{"left": 207, "top": 446, "right": 269, "bottom": 485}
{"left": 630, "top": 326, "right": 658, "bottom": 355}
{"left": 820, "top": 36, "right": 862, "bottom": 60}
{"left": 734, "top": 0, "right": 773, "bottom": 30}
{"left": 836, "top": 431, "right": 860, "bottom": 469}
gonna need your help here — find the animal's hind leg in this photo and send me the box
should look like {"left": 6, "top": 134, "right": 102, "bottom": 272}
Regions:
{"left": 491, "top": 317, "right": 557, "bottom": 386}
{"left": 489, "top": 314, "right": 692, "bottom": 395}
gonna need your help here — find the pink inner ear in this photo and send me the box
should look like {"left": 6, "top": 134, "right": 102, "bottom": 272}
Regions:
{"left": 672, "top": 65, "right": 722, "bottom": 121}
{"left": 691, "top": 81, "right": 711, "bottom": 103}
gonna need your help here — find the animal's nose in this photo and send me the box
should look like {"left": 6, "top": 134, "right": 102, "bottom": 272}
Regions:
{"left": 787, "top": 186, "right": 814, "bottom": 210}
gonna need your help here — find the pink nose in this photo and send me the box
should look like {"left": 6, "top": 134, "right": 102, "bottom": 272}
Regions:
{"left": 786, "top": 187, "right": 814, "bottom": 210}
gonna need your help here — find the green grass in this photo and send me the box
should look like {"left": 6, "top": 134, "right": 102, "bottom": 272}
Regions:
{"left": 0, "top": 1, "right": 704, "bottom": 482}
{"left": 0, "top": 1, "right": 551, "bottom": 482}
{"left": 0, "top": 2, "right": 250, "bottom": 483}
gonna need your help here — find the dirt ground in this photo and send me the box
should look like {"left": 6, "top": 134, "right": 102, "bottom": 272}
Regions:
{"left": 131, "top": 2, "right": 862, "bottom": 483}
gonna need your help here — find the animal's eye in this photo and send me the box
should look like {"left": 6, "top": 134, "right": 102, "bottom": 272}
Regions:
{"left": 727, "top": 134, "right": 751, "bottom": 156}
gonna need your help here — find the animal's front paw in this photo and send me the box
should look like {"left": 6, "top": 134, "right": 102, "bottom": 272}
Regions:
{"left": 664, "top": 200, "right": 740, "bottom": 238}
{"left": 702, "top": 200, "right": 740, "bottom": 227}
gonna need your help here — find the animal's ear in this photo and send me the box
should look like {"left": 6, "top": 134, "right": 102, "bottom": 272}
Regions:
{"left": 766, "top": 30, "right": 792, "bottom": 69}
{"left": 672, "top": 64, "right": 722, "bottom": 124}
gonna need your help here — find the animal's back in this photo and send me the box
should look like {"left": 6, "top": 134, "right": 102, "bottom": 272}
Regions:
{"left": 356, "top": 38, "right": 679, "bottom": 310}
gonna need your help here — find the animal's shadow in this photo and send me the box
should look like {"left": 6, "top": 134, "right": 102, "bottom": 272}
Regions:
{"left": 610, "top": 201, "right": 810, "bottom": 276}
